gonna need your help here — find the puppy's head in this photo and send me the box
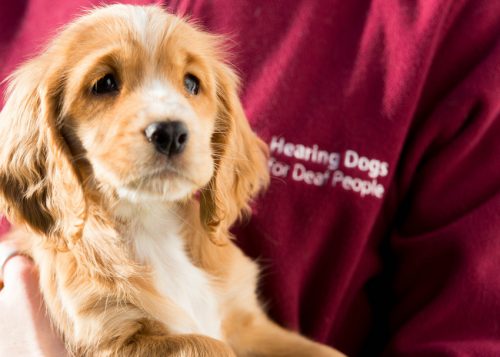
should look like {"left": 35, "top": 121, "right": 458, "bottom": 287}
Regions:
{"left": 0, "top": 5, "right": 268, "bottom": 248}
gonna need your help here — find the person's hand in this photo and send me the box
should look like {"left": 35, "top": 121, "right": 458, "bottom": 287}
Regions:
{"left": 0, "top": 243, "right": 68, "bottom": 356}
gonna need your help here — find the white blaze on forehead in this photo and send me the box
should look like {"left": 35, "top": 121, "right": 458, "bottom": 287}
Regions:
{"left": 126, "top": 6, "right": 182, "bottom": 57}
{"left": 139, "top": 79, "right": 195, "bottom": 123}
{"left": 129, "top": 7, "right": 150, "bottom": 45}
{"left": 87, "top": 5, "right": 175, "bottom": 55}
{"left": 128, "top": 6, "right": 168, "bottom": 54}
{"left": 146, "top": 79, "right": 180, "bottom": 100}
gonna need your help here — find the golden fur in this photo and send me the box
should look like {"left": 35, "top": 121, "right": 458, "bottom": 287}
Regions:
{"left": 0, "top": 5, "right": 344, "bottom": 356}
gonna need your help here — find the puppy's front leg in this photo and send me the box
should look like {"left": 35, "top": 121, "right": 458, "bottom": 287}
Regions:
{"left": 102, "top": 333, "right": 236, "bottom": 357}
{"left": 225, "top": 312, "right": 346, "bottom": 357}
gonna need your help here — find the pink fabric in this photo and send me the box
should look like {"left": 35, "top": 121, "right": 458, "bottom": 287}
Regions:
{"left": 1, "top": 1, "right": 499, "bottom": 355}
{"left": 0, "top": 217, "right": 10, "bottom": 237}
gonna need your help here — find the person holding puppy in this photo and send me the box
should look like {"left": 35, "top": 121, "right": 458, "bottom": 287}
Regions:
{"left": 1, "top": 0, "right": 499, "bottom": 356}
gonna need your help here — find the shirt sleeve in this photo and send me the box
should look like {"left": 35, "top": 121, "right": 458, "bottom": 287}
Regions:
{"left": 383, "top": 1, "right": 500, "bottom": 354}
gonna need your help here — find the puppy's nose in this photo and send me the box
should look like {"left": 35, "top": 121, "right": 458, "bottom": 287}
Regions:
{"left": 144, "top": 121, "right": 188, "bottom": 156}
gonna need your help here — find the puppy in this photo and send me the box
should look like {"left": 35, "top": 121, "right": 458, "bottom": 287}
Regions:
{"left": 0, "top": 5, "right": 344, "bottom": 356}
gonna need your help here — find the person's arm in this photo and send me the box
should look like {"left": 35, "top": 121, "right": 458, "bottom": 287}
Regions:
{"left": 383, "top": 1, "right": 500, "bottom": 354}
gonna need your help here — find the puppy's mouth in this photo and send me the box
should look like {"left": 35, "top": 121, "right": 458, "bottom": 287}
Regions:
{"left": 145, "top": 164, "right": 190, "bottom": 182}
{"left": 117, "top": 165, "right": 200, "bottom": 202}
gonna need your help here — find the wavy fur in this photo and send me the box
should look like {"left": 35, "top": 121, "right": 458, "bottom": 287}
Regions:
{"left": 0, "top": 5, "right": 343, "bottom": 357}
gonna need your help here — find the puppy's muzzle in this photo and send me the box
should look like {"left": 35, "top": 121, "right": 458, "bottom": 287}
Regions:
{"left": 145, "top": 121, "right": 189, "bottom": 157}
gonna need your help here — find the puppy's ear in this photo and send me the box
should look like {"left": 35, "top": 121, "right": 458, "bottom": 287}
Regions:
{"left": 200, "top": 63, "right": 269, "bottom": 244}
{"left": 0, "top": 56, "right": 86, "bottom": 250}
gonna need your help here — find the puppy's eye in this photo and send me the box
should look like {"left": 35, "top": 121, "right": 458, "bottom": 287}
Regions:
{"left": 92, "top": 74, "right": 119, "bottom": 95}
{"left": 184, "top": 74, "right": 200, "bottom": 95}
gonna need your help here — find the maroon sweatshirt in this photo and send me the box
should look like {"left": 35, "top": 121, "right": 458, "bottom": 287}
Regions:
{"left": 1, "top": 1, "right": 499, "bottom": 355}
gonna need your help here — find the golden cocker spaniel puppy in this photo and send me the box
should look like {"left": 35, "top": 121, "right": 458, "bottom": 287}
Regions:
{"left": 0, "top": 5, "right": 344, "bottom": 357}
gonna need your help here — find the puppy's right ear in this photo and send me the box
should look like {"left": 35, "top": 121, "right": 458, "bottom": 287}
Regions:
{"left": 0, "top": 56, "right": 86, "bottom": 250}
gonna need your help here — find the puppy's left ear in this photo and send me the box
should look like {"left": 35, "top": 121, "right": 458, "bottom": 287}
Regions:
{"left": 200, "top": 63, "right": 269, "bottom": 244}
